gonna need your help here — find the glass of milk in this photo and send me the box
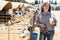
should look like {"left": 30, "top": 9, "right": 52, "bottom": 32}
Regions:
{"left": 49, "top": 18, "right": 54, "bottom": 24}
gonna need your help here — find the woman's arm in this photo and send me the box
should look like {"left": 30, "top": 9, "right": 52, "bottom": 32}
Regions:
{"left": 51, "top": 14, "right": 57, "bottom": 26}
{"left": 52, "top": 17, "right": 57, "bottom": 26}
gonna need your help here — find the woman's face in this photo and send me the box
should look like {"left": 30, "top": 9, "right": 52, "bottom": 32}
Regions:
{"left": 43, "top": 4, "right": 49, "bottom": 12}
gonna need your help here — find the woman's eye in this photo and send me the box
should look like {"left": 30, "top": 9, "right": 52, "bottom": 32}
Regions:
{"left": 45, "top": 5, "right": 49, "bottom": 7}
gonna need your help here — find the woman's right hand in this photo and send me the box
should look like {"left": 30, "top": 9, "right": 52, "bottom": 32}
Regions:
{"left": 39, "top": 24, "right": 45, "bottom": 28}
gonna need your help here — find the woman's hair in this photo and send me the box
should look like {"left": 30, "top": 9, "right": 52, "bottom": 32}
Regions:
{"left": 41, "top": 2, "right": 51, "bottom": 12}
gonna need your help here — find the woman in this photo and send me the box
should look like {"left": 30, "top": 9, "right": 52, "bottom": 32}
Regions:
{"left": 36, "top": 2, "right": 57, "bottom": 40}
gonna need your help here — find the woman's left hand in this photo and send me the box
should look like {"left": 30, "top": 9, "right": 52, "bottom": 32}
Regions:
{"left": 50, "top": 21, "right": 56, "bottom": 26}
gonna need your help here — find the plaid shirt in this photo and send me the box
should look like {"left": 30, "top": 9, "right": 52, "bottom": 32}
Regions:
{"left": 35, "top": 11, "right": 56, "bottom": 32}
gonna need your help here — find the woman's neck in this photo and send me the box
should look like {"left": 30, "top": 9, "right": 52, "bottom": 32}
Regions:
{"left": 44, "top": 11, "right": 48, "bottom": 14}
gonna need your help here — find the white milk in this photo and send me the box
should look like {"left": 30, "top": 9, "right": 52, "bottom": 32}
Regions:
{"left": 49, "top": 18, "right": 54, "bottom": 24}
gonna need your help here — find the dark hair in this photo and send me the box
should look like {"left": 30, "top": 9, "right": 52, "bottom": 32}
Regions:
{"left": 41, "top": 2, "right": 51, "bottom": 12}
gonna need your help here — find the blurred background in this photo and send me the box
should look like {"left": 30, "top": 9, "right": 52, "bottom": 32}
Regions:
{"left": 3, "top": 0, "right": 60, "bottom": 10}
{"left": 0, "top": 0, "right": 60, "bottom": 40}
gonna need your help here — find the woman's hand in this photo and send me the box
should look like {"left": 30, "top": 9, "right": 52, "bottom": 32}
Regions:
{"left": 39, "top": 24, "right": 45, "bottom": 28}
{"left": 50, "top": 21, "right": 56, "bottom": 26}
{"left": 49, "top": 18, "right": 57, "bottom": 26}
